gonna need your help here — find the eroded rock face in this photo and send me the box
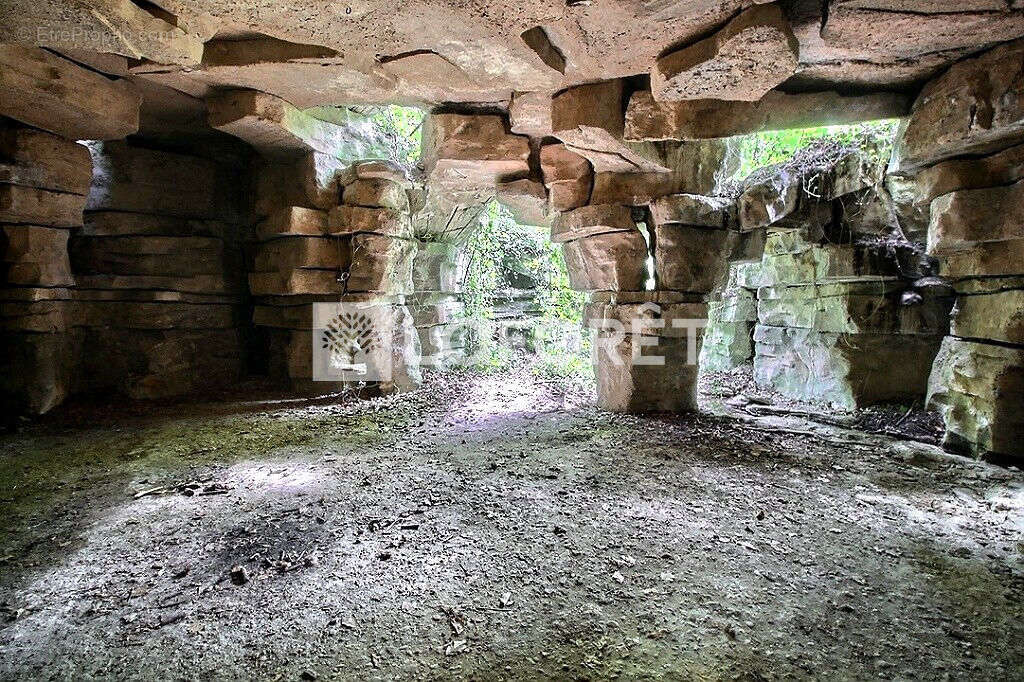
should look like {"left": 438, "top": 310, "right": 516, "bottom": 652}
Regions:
{"left": 887, "top": 143, "right": 1024, "bottom": 240}
{"left": 0, "top": 45, "right": 141, "bottom": 141}
{"left": 625, "top": 89, "right": 909, "bottom": 141}
{"left": 654, "top": 223, "right": 732, "bottom": 293}
{"left": 540, "top": 143, "right": 593, "bottom": 211}
{"left": 894, "top": 39, "right": 1024, "bottom": 173}
{"left": 421, "top": 113, "right": 530, "bottom": 188}
{"left": 561, "top": 229, "right": 649, "bottom": 292}
{"left": 927, "top": 337, "right": 1024, "bottom": 461}
{"left": 593, "top": 328, "right": 703, "bottom": 412}
{"left": 927, "top": 179, "right": 1024, "bottom": 278}
{"left": 551, "top": 204, "right": 635, "bottom": 243}
{"left": 650, "top": 193, "right": 734, "bottom": 229}
{"left": 652, "top": 4, "right": 798, "bottom": 102}
{"left": 754, "top": 325, "right": 943, "bottom": 409}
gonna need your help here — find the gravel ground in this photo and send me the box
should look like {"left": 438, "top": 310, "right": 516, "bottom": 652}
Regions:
{"left": 0, "top": 369, "right": 1022, "bottom": 681}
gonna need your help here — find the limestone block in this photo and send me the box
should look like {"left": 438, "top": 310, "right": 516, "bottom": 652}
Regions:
{"left": 71, "top": 235, "right": 236, "bottom": 277}
{"left": 347, "top": 234, "right": 417, "bottom": 294}
{"left": 754, "top": 325, "right": 942, "bottom": 409}
{"left": 72, "top": 300, "right": 240, "bottom": 330}
{"left": 1, "top": 225, "right": 73, "bottom": 287}
{"left": 625, "top": 89, "right": 909, "bottom": 141}
{"left": 252, "top": 151, "right": 345, "bottom": 217}
{"left": 258, "top": 207, "right": 330, "bottom": 240}
{"left": 328, "top": 205, "right": 412, "bottom": 238}
{"left": 249, "top": 269, "right": 344, "bottom": 296}
{"left": 0, "top": 126, "right": 93, "bottom": 195}
{"left": 551, "top": 204, "right": 635, "bottom": 243}
{"left": 562, "top": 230, "right": 648, "bottom": 291}
{"left": 822, "top": 2, "right": 1024, "bottom": 59}
{"left": 624, "top": 139, "right": 732, "bottom": 197}
{"left": 412, "top": 241, "right": 468, "bottom": 293}
{"left": 654, "top": 224, "right": 731, "bottom": 293}
{"left": 551, "top": 80, "right": 625, "bottom": 138}
{"left": 342, "top": 178, "right": 411, "bottom": 211}
{"left": 420, "top": 114, "right": 530, "bottom": 187}
{"left": 939, "top": 241, "right": 1024, "bottom": 280}
{"left": 352, "top": 160, "right": 412, "bottom": 187}
{"left": 0, "top": 45, "right": 141, "bottom": 140}
{"left": 74, "top": 274, "right": 242, "bottom": 296}
{"left": 737, "top": 169, "right": 801, "bottom": 231}
{"left": 928, "top": 180, "right": 1024, "bottom": 257}
{"left": 650, "top": 194, "right": 734, "bottom": 229}
{"left": 757, "top": 234, "right": 913, "bottom": 286}
{"left": 0, "top": 185, "right": 86, "bottom": 228}
{"left": 253, "top": 236, "right": 349, "bottom": 272}
{"left": 86, "top": 141, "right": 242, "bottom": 222}
{"left": 652, "top": 4, "right": 798, "bottom": 102}
{"left": 540, "top": 144, "right": 592, "bottom": 211}
{"left": 700, "top": 320, "right": 754, "bottom": 372}
{"left": 952, "top": 289, "right": 1024, "bottom": 346}
{"left": 927, "top": 336, "right": 1024, "bottom": 461}
{"left": 82, "top": 212, "right": 236, "bottom": 239}
{"left": 207, "top": 90, "right": 365, "bottom": 157}
{"left": 709, "top": 288, "right": 757, "bottom": 323}
{"left": 1, "top": 296, "right": 73, "bottom": 333}
{"left": 887, "top": 143, "right": 1024, "bottom": 239}
{"left": 893, "top": 39, "right": 1024, "bottom": 172}
{"left": 510, "top": 92, "right": 553, "bottom": 137}
{"left": 584, "top": 301, "right": 708, "bottom": 338}
{"left": 496, "top": 179, "right": 549, "bottom": 226}
{"left": 589, "top": 172, "right": 674, "bottom": 206}
{"left": 756, "top": 282, "right": 952, "bottom": 335}
{"left": 0, "top": 331, "right": 77, "bottom": 414}
{"left": 594, "top": 331, "right": 701, "bottom": 412}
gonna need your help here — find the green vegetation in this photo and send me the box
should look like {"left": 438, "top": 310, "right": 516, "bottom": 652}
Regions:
{"left": 459, "top": 201, "right": 592, "bottom": 382}
{"left": 363, "top": 105, "right": 425, "bottom": 166}
{"left": 728, "top": 120, "right": 901, "bottom": 181}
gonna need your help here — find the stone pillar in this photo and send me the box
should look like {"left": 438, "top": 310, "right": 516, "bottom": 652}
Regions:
{"left": 250, "top": 160, "right": 421, "bottom": 395}
{"left": 0, "top": 121, "right": 91, "bottom": 413}
{"left": 408, "top": 240, "right": 468, "bottom": 370}
{"left": 885, "top": 39, "right": 1024, "bottom": 462}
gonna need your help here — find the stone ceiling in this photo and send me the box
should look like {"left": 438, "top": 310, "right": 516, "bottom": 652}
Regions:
{"left": 2, "top": 1, "right": 1023, "bottom": 110}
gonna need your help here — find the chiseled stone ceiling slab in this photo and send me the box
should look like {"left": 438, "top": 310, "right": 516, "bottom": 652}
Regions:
{"left": 0, "top": 0, "right": 1023, "bottom": 106}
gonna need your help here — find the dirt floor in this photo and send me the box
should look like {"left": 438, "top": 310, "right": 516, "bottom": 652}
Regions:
{"left": 1, "top": 369, "right": 1022, "bottom": 681}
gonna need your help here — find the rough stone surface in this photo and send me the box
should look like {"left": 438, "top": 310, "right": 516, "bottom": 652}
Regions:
{"left": 756, "top": 282, "right": 951, "bottom": 336}
{"left": 253, "top": 236, "right": 348, "bottom": 272}
{"left": 540, "top": 144, "right": 592, "bottom": 211}
{"left": 551, "top": 204, "right": 635, "bottom": 244}
{"left": 342, "top": 178, "right": 411, "bottom": 212}
{"left": 509, "top": 92, "right": 553, "bottom": 137}
{"left": 928, "top": 180, "right": 1024, "bottom": 278}
{"left": 0, "top": 185, "right": 86, "bottom": 228}
{"left": 495, "top": 178, "right": 549, "bottom": 226}
{"left": 652, "top": 4, "right": 799, "bottom": 102}
{"left": 1, "top": 225, "right": 73, "bottom": 287}
{"left": 927, "top": 336, "right": 1024, "bottom": 461}
{"left": 887, "top": 143, "right": 1024, "bottom": 240}
{"left": 207, "top": 90, "right": 371, "bottom": 158}
{"left": 412, "top": 241, "right": 468, "bottom": 293}
{"left": 0, "top": 125, "right": 93, "bottom": 195}
{"left": 421, "top": 114, "right": 530, "bottom": 188}
{"left": 328, "top": 205, "right": 412, "bottom": 238}
{"left": 625, "top": 89, "right": 909, "bottom": 141}
{"left": 561, "top": 230, "right": 648, "bottom": 292}
{"left": 754, "top": 324, "right": 943, "bottom": 409}
{"left": 650, "top": 194, "right": 735, "bottom": 229}
{"left": 952, "top": 289, "right": 1024, "bottom": 346}
{"left": 257, "top": 207, "right": 329, "bottom": 240}
{"left": 86, "top": 142, "right": 243, "bottom": 223}
{"left": 0, "top": 45, "right": 141, "bottom": 140}
{"left": 654, "top": 224, "right": 732, "bottom": 293}
{"left": 593, "top": 331, "right": 701, "bottom": 412}
{"left": 894, "top": 39, "right": 1024, "bottom": 173}
{"left": 551, "top": 80, "right": 625, "bottom": 138}
{"left": 347, "top": 234, "right": 417, "bottom": 294}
